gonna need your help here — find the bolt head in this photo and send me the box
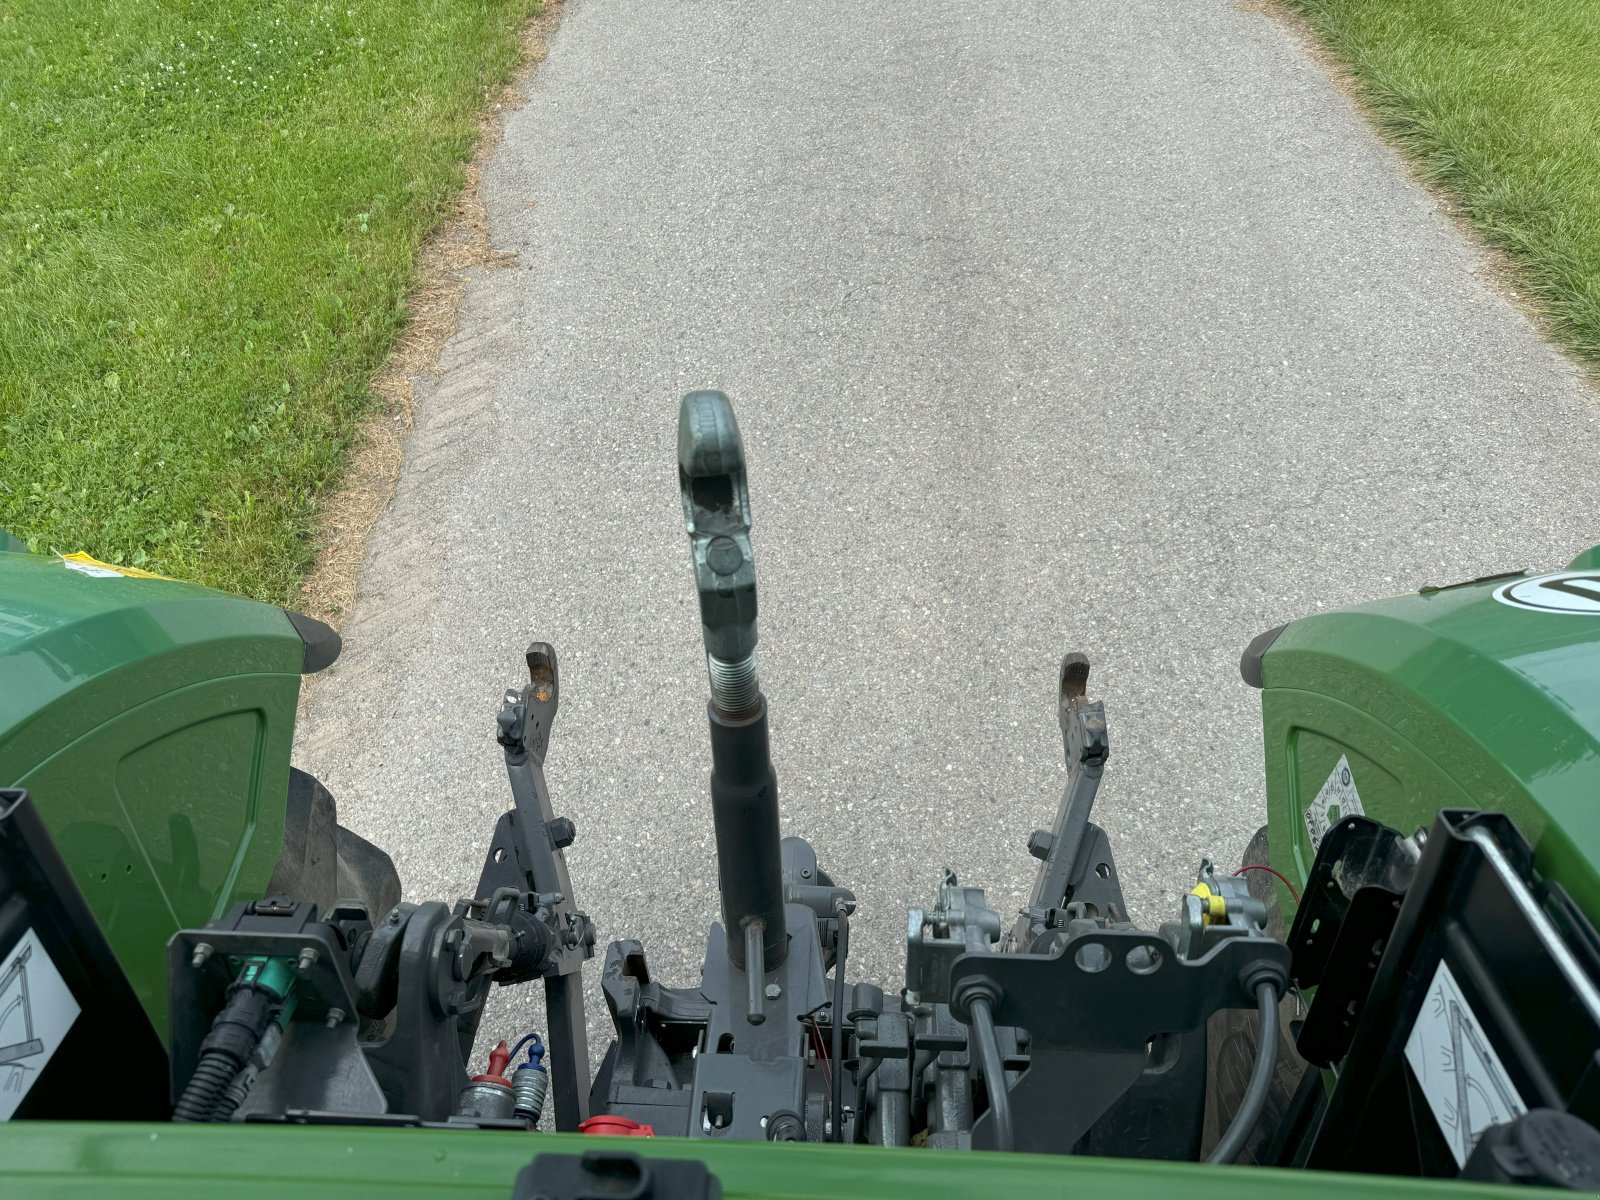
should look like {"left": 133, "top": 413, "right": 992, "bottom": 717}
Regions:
{"left": 764, "top": 983, "right": 782, "bottom": 999}
{"left": 547, "top": 817, "right": 577, "bottom": 850}
{"left": 706, "top": 536, "right": 744, "bottom": 576}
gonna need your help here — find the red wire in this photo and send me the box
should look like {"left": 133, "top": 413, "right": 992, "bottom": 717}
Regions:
{"left": 1233, "top": 863, "right": 1301, "bottom": 904}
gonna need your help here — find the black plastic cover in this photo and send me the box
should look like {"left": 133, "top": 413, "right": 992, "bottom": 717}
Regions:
{"left": 510, "top": 1151, "right": 720, "bottom": 1200}
{"left": 282, "top": 608, "right": 342, "bottom": 674}
{"left": 1238, "top": 623, "right": 1287, "bottom": 689}
{"left": 1462, "top": 1109, "right": 1600, "bottom": 1189}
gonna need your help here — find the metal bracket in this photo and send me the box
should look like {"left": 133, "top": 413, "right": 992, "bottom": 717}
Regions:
{"left": 475, "top": 642, "right": 594, "bottom": 1131}
{"left": 1010, "top": 654, "right": 1112, "bottom": 948}
{"left": 360, "top": 901, "right": 471, "bottom": 1120}
{"left": 950, "top": 929, "right": 1289, "bottom": 1152}
{"left": 1301, "top": 810, "right": 1600, "bottom": 1174}
{"left": 1286, "top": 814, "right": 1418, "bottom": 1066}
{"left": 906, "top": 873, "right": 1003, "bottom": 1005}
{"left": 167, "top": 899, "right": 367, "bottom": 1105}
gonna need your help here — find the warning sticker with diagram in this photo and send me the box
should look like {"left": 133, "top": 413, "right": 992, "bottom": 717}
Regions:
{"left": 1304, "top": 754, "right": 1365, "bottom": 852}
{"left": 1404, "top": 958, "right": 1528, "bottom": 1166}
{"left": 1, "top": 928, "right": 81, "bottom": 1120}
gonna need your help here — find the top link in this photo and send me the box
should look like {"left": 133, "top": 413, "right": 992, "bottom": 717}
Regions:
{"left": 678, "top": 391, "right": 761, "bottom": 713}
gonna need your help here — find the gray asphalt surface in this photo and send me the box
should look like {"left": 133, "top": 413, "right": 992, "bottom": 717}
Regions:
{"left": 297, "top": 0, "right": 1600, "bottom": 1074}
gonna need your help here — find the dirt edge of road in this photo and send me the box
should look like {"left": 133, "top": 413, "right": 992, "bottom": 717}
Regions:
{"left": 296, "top": 0, "right": 568, "bottom": 628}
{"left": 1243, "top": 0, "right": 1597, "bottom": 390}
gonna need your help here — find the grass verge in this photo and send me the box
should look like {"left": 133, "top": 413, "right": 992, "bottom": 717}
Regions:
{"left": 0, "top": 0, "right": 537, "bottom": 601}
{"left": 1279, "top": 0, "right": 1600, "bottom": 367}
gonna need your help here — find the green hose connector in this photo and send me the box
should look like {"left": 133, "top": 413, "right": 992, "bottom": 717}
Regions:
{"left": 173, "top": 955, "right": 300, "bottom": 1122}
{"left": 238, "top": 954, "right": 300, "bottom": 1027}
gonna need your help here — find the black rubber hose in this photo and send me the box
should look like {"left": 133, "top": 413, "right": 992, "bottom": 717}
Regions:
{"left": 830, "top": 903, "right": 850, "bottom": 1142}
{"left": 969, "top": 996, "right": 1014, "bottom": 1152}
{"left": 172, "top": 984, "right": 275, "bottom": 1123}
{"left": 208, "top": 1070, "right": 250, "bottom": 1124}
{"left": 1206, "top": 982, "right": 1281, "bottom": 1165}
{"left": 172, "top": 1051, "right": 239, "bottom": 1123}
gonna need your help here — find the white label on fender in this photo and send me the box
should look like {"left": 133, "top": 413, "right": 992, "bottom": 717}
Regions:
{"left": 1404, "top": 959, "right": 1528, "bottom": 1167}
{"left": 59, "top": 557, "right": 122, "bottom": 578}
{"left": 1493, "top": 571, "right": 1600, "bottom": 615}
{"left": 0, "top": 929, "right": 81, "bottom": 1120}
{"left": 1304, "top": 754, "right": 1363, "bottom": 852}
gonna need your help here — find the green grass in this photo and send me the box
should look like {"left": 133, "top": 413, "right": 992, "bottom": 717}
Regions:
{"left": 0, "top": 0, "right": 536, "bottom": 600}
{"left": 1283, "top": 0, "right": 1600, "bottom": 366}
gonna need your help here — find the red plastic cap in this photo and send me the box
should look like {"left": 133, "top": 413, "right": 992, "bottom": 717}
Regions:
{"left": 579, "top": 1115, "right": 656, "bottom": 1137}
{"left": 471, "top": 1039, "right": 514, "bottom": 1087}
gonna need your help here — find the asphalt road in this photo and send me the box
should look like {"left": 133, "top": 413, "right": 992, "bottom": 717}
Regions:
{"left": 297, "top": 0, "right": 1600, "bottom": 1074}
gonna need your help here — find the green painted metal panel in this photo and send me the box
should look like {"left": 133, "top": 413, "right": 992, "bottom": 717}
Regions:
{"left": 1254, "top": 557, "right": 1600, "bottom": 922}
{"left": 1568, "top": 545, "right": 1600, "bottom": 572}
{"left": 0, "top": 1124, "right": 1535, "bottom": 1199}
{"left": 0, "top": 547, "right": 305, "bottom": 1034}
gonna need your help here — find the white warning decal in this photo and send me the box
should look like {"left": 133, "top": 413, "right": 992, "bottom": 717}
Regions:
{"left": 1405, "top": 959, "right": 1527, "bottom": 1166}
{"left": 1493, "top": 571, "right": 1600, "bottom": 616}
{"left": 58, "top": 556, "right": 123, "bottom": 579}
{"left": 0, "top": 929, "right": 81, "bottom": 1120}
{"left": 1303, "top": 754, "right": 1363, "bottom": 852}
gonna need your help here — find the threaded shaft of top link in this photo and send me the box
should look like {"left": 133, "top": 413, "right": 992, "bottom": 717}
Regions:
{"left": 707, "top": 651, "right": 759, "bottom": 717}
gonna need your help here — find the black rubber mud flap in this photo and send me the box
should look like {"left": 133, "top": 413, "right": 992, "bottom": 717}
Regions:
{"left": 1202, "top": 824, "right": 1308, "bottom": 1163}
{"left": 266, "top": 767, "right": 401, "bottom": 920}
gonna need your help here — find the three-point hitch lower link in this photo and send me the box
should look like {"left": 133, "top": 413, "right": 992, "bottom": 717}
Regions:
{"left": 678, "top": 391, "right": 788, "bottom": 1012}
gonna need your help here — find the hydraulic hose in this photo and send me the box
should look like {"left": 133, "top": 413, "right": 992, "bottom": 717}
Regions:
{"left": 172, "top": 1047, "right": 242, "bottom": 1123}
{"left": 209, "top": 1023, "right": 285, "bottom": 1123}
{"left": 1206, "top": 981, "right": 1281, "bottom": 1165}
{"left": 970, "top": 995, "right": 1014, "bottom": 1153}
{"left": 173, "top": 985, "right": 275, "bottom": 1122}
{"left": 174, "top": 958, "right": 294, "bottom": 1123}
